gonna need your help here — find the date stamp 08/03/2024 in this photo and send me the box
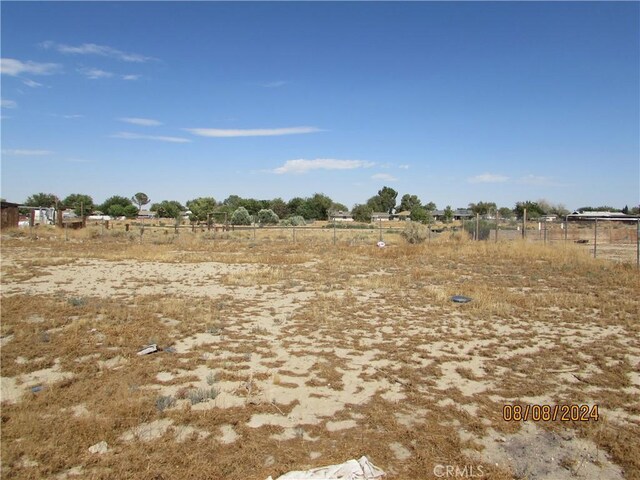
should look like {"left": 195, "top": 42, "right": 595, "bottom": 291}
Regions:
{"left": 502, "top": 403, "right": 599, "bottom": 422}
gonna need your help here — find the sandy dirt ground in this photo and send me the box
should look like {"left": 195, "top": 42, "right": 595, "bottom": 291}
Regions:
{"left": 1, "top": 235, "right": 638, "bottom": 479}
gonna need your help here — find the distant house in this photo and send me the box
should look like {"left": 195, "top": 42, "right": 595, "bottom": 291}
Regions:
{"left": 567, "top": 211, "right": 639, "bottom": 223}
{"left": 539, "top": 215, "right": 557, "bottom": 222}
{"left": 371, "top": 212, "right": 391, "bottom": 221}
{"left": 392, "top": 211, "right": 411, "bottom": 221}
{"left": 1, "top": 201, "right": 20, "bottom": 229}
{"left": 137, "top": 209, "right": 157, "bottom": 219}
{"left": 433, "top": 208, "right": 474, "bottom": 221}
{"left": 329, "top": 210, "right": 354, "bottom": 222}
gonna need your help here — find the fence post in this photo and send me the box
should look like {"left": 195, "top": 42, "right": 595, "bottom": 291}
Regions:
{"left": 333, "top": 221, "right": 336, "bottom": 245}
{"left": 65, "top": 222, "right": 68, "bottom": 241}
{"left": 564, "top": 216, "right": 568, "bottom": 244}
{"left": 495, "top": 212, "right": 499, "bottom": 243}
{"left": 522, "top": 208, "right": 527, "bottom": 239}
{"left": 593, "top": 219, "right": 598, "bottom": 258}
{"left": 636, "top": 219, "right": 639, "bottom": 269}
{"left": 293, "top": 225, "right": 296, "bottom": 243}
{"left": 379, "top": 218, "right": 383, "bottom": 242}
{"left": 475, "top": 213, "right": 479, "bottom": 241}
{"left": 101, "top": 221, "right": 104, "bottom": 237}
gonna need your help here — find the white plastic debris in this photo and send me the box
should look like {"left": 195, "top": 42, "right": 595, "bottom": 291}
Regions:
{"left": 266, "top": 456, "right": 385, "bottom": 480}
{"left": 88, "top": 441, "right": 108, "bottom": 454}
{"left": 137, "top": 344, "right": 158, "bottom": 356}
{"left": 376, "top": 241, "right": 386, "bottom": 248}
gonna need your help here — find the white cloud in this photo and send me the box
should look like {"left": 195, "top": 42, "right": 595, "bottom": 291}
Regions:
{"left": 122, "top": 74, "right": 141, "bottom": 81}
{"left": 398, "top": 164, "right": 410, "bottom": 169}
{"left": 110, "top": 132, "right": 190, "bottom": 143}
{"left": 0, "top": 58, "right": 61, "bottom": 76}
{"left": 41, "top": 41, "right": 155, "bottom": 63}
{"left": 467, "top": 173, "right": 509, "bottom": 184}
{"left": 371, "top": 173, "right": 398, "bottom": 182}
{"left": 273, "top": 159, "right": 375, "bottom": 174}
{"left": 2, "top": 149, "right": 53, "bottom": 156}
{"left": 185, "top": 126, "right": 321, "bottom": 137}
{"left": 1, "top": 98, "right": 17, "bottom": 109}
{"left": 118, "top": 117, "right": 162, "bottom": 127}
{"left": 22, "top": 78, "right": 43, "bottom": 88}
{"left": 78, "top": 67, "right": 113, "bottom": 79}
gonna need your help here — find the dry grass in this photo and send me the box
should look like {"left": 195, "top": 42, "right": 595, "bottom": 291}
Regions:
{"left": 1, "top": 228, "right": 638, "bottom": 479}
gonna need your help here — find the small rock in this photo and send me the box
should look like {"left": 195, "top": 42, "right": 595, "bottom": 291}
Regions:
{"left": 88, "top": 441, "right": 108, "bottom": 454}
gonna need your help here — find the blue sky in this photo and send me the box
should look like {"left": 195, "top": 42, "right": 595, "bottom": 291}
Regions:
{"left": 1, "top": 1, "right": 638, "bottom": 211}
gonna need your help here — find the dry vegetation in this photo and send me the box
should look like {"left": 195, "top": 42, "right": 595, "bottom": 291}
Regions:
{"left": 1, "top": 226, "right": 638, "bottom": 479}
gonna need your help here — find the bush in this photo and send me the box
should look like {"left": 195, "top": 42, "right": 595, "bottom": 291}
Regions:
{"left": 401, "top": 221, "right": 429, "bottom": 244}
{"left": 257, "top": 209, "right": 279, "bottom": 225}
{"left": 463, "top": 219, "right": 492, "bottom": 240}
{"left": 280, "top": 215, "right": 306, "bottom": 227}
{"left": 231, "top": 207, "right": 252, "bottom": 225}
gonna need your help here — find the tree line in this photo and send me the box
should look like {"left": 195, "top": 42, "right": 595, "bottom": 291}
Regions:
{"left": 16, "top": 189, "right": 639, "bottom": 225}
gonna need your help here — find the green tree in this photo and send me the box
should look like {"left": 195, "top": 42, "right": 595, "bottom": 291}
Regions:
{"left": 62, "top": 193, "right": 94, "bottom": 216}
{"left": 514, "top": 201, "right": 545, "bottom": 219}
{"left": 423, "top": 201, "right": 437, "bottom": 212}
{"left": 100, "top": 196, "right": 134, "bottom": 216}
{"left": 132, "top": 192, "right": 150, "bottom": 211}
{"left": 269, "top": 198, "right": 289, "bottom": 219}
{"left": 410, "top": 206, "right": 432, "bottom": 224}
{"left": 443, "top": 205, "right": 454, "bottom": 223}
{"left": 186, "top": 197, "right": 217, "bottom": 222}
{"left": 223, "top": 195, "right": 244, "bottom": 209}
{"left": 469, "top": 201, "right": 497, "bottom": 216}
{"left": 377, "top": 186, "right": 398, "bottom": 214}
{"left": 24, "top": 192, "right": 59, "bottom": 208}
{"left": 287, "top": 197, "right": 305, "bottom": 216}
{"left": 257, "top": 209, "right": 279, "bottom": 225}
{"left": 123, "top": 204, "right": 139, "bottom": 218}
{"left": 398, "top": 194, "right": 421, "bottom": 213}
{"left": 498, "top": 207, "right": 514, "bottom": 219}
{"left": 351, "top": 204, "right": 373, "bottom": 222}
{"left": 366, "top": 196, "right": 384, "bottom": 212}
{"left": 150, "top": 200, "right": 184, "bottom": 219}
{"left": 331, "top": 202, "right": 349, "bottom": 212}
{"left": 297, "top": 193, "right": 333, "bottom": 220}
{"left": 231, "top": 207, "right": 252, "bottom": 225}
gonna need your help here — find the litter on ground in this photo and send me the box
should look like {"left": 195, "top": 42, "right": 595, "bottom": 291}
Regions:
{"left": 266, "top": 456, "right": 385, "bottom": 480}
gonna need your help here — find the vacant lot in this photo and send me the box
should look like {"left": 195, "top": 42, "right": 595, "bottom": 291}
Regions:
{"left": 1, "top": 227, "right": 638, "bottom": 479}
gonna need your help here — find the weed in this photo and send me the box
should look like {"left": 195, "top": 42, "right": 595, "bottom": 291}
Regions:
{"left": 188, "top": 387, "right": 219, "bottom": 405}
{"left": 155, "top": 395, "right": 176, "bottom": 412}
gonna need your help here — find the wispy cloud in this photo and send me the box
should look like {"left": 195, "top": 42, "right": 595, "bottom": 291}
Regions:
{"left": 185, "top": 126, "right": 321, "bottom": 138}
{"left": 118, "top": 117, "right": 162, "bottom": 127}
{"left": 1, "top": 58, "right": 61, "bottom": 76}
{"left": 468, "top": 173, "right": 509, "bottom": 184}
{"left": 273, "top": 159, "right": 375, "bottom": 174}
{"left": 110, "top": 132, "right": 191, "bottom": 143}
{"left": 78, "top": 67, "right": 113, "bottom": 79}
{"left": 1, "top": 98, "right": 17, "bottom": 109}
{"left": 22, "top": 78, "right": 44, "bottom": 88}
{"left": 41, "top": 41, "right": 155, "bottom": 63}
{"left": 398, "top": 164, "right": 410, "bottom": 170}
{"left": 122, "top": 74, "right": 141, "bottom": 81}
{"left": 2, "top": 149, "right": 53, "bottom": 156}
{"left": 371, "top": 173, "right": 398, "bottom": 182}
